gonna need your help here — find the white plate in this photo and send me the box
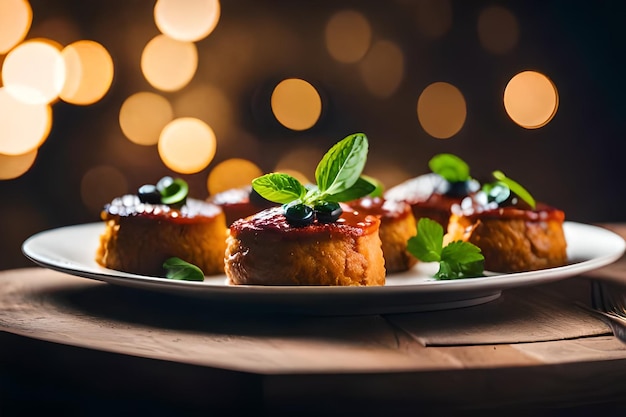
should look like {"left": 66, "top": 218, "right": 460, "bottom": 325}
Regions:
{"left": 22, "top": 222, "right": 625, "bottom": 315}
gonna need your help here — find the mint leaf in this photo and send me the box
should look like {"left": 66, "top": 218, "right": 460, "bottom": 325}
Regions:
{"left": 252, "top": 173, "right": 307, "bottom": 204}
{"left": 428, "top": 153, "right": 470, "bottom": 182}
{"left": 315, "top": 133, "right": 368, "bottom": 197}
{"left": 407, "top": 218, "right": 443, "bottom": 262}
{"left": 163, "top": 257, "right": 204, "bottom": 281}
{"left": 361, "top": 174, "right": 384, "bottom": 197}
{"left": 407, "top": 218, "right": 485, "bottom": 280}
{"left": 324, "top": 176, "right": 376, "bottom": 203}
{"left": 438, "top": 240, "right": 484, "bottom": 279}
{"left": 492, "top": 170, "right": 536, "bottom": 209}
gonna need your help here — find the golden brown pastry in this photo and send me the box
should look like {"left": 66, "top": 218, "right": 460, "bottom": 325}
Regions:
{"left": 96, "top": 195, "right": 227, "bottom": 276}
{"left": 345, "top": 196, "right": 417, "bottom": 273}
{"left": 224, "top": 206, "right": 385, "bottom": 286}
{"left": 446, "top": 202, "right": 567, "bottom": 273}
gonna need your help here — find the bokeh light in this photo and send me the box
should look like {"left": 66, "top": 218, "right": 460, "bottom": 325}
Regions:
{"left": 415, "top": 0, "right": 452, "bottom": 39}
{"left": 2, "top": 38, "right": 65, "bottom": 105}
{"left": 504, "top": 70, "right": 558, "bottom": 129}
{"left": 0, "top": 0, "right": 32, "bottom": 54}
{"left": 0, "top": 87, "right": 52, "bottom": 155}
{"left": 60, "top": 40, "right": 114, "bottom": 105}
{"left": 154, "top": 0, "right": 221, "bottom": 42}
{"left": 359, "top": 40, "right": 405, "bottom": 98}
{"left": 270, "top": 78, "right": 322, "bottom": 131}
{"left": 325, "top": 10, "right": 371, "bottom": 63}
{"left": 158, "top": 117, "right": 217, "bottom": 174}
{"left": 478, "top": 6, "right": 519, "bottom": 54}
{"left": 207, "top": 158, "right": 262, "bottom": 195}
{"left": 141, "top": 34, "right": 198, "bottom": 92}
{"left": 81, "top": 165, "right": 129, "bottom": 214}
{"left": 417, "top": 82, "right": 467, "bottom": 139}
{"left": 0, "top": 149, "right": 37, "bottom": 180}
{"left": 119, "top": 92, "right": 174, "bottom": 146}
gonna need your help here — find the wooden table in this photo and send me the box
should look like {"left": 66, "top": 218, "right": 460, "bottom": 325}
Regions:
{"left": 3, "top": 225, "right": 626, "bottom": 416}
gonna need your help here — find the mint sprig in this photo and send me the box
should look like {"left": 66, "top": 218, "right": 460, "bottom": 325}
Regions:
{"left": 163, "top": 257, "right": 205, "bottom": 281}
{"left": 428, "top": 153, "right": 470, "bottom": 183}
{"left": 252, "top": 133, "right": 375, "bottom": 209}
{"left": 407, "top": 218, "right": 484, "bottom": 280}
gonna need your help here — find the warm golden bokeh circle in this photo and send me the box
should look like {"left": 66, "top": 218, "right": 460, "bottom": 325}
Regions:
{"left": 0, "top": 149, "right": 37, "bottom": 180}
{"left": 359, "top": 40, "right": 405, "bottom": 98}
{"left": 158, "top": 117, "right": 217, "bottom": 174}
{"left": 154, "top": 0, "right": 221, "bottom": 42}
{"left": 60, "top": 40, "right": 114, "bottom": 105}
{"left": 0, "top": 0, "right": 32, "bottom": 54}
{"left": 325, "top": 10, "right": 371, "bottom": 63}
{"left": 2, "top": 38, "right": 65, "bottom": 105}
{"left": 0, "top": 87, "right": 52, "bottom": 155}
{"left": 119, "top": 92, "right": 174, "bottom": 146}
{"left": 271, "top": 78, "right": 322, "bottom": 131}
{"left": 207, "top": 158, "right": 262, "bottom": 195}
{"left": 417, "top": 82, "right": 467, "bottom": 139}
{"left": 141, "top": 34, "right": 198, "bottom": 92}
{"left": 504, "top": 71, "right": 559, "bottom": 129}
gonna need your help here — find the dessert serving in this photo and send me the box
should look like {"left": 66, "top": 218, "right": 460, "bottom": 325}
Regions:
{"left": 96, "top": 176, "right": 227, "bottom": 278}
{"left": 224, "top": 133, "right": 386, "bottom": 286}
{"left": 445, "top": 170, "right": 567, "bottom": 273}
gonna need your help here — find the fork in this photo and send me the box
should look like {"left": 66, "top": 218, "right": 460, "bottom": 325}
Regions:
{"left": 588, "top": 280, "right": 626, "bottom": 344}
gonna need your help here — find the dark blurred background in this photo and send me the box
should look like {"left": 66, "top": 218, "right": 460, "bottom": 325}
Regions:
{"left": 2, "top": 0, "right": 626, "bottom": 271}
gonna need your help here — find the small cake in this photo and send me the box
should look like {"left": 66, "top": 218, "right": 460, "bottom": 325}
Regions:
{"left": 96, "top": 181, "right": 227, "bottom": 277}
{"left": 224, "top": 206, "right": 385, "bottom": 286}
{"left": 446, "top": 191, "right": 567, "bottom": 273}
{"left": 345, "top": 196, "right": 417, "bottom": 273}
{"left": 208, "top": 185, "right": 277, "bottom": 226}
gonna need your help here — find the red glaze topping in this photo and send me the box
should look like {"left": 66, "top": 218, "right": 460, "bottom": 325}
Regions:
{"left": 230, "top": 206, "right": 380, "bottom": 240}
{"left": 101, "top": 195, "right": 222, "bottom": 224}
{"left": 452, "top": 194, "right": 565, "bottom": 223}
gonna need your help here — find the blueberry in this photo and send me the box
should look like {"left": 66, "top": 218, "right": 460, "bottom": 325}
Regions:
{"left": 446, "top": 180, "right": 471, "bottom": 198}
{"left": 283, "top": 202, "right": 314, "bottom": 226}
{"left": 137, "top": 184, "right": 161, "bottom": 204}
{"left": 314, "top": 201, "right": 342, "bottom": 223}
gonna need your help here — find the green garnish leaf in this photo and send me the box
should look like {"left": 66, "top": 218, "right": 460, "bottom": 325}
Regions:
{"left": 163, "top": 257, "right": 204, "bottom": 281}
{"left": 407, "top": 218, "right": 485, "bottom": 280}
{"left": 160, "top": 178, "right": 189, "bottom": 205}
{"left": 252, "top": 173, "right": 307, "bottom": 204}
{"left": 324, "top": 176, "right": 376, "bottom": 203}
{"left": 361, "top": 174, "right": 384, "bottom": 197}
{"left": 492, "top": 170, "right": 536, "bottom": 209}
{"left": 437, "top": 240, "right": 485, "bottom": 279}
{"left": 428, "top": 153, "right": 470, "bottom": 183}
{"left": 407, "top": 217, "right": 443, "bottom": 262}
{"left": 315, "top": 133, "right": 369, "bottom": 196}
